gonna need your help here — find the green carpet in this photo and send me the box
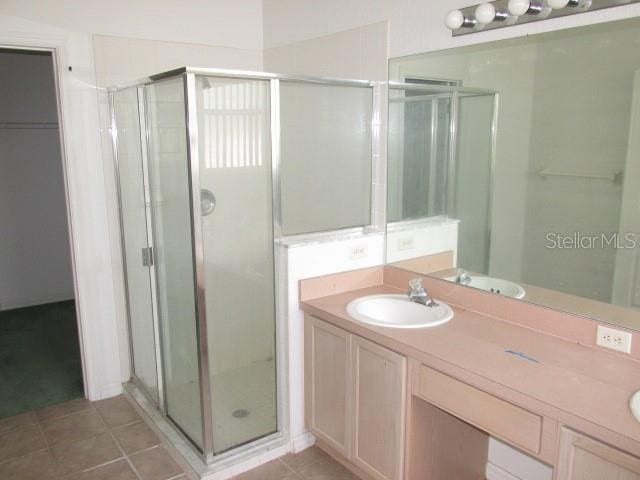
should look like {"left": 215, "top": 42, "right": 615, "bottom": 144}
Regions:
{"left": 0, "top": 301, "right": 84, "bottom": 418}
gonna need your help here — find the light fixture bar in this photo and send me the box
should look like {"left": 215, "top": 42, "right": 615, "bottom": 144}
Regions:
{"left": 447, "top": 0, "right": 640, "bottom": 36}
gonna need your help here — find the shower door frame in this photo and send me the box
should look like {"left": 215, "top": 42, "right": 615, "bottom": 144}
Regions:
{"left": 110, "top": 67, "right": 378, "bottom": 464}
{"left": 109, "top": 86, "right": 166, "bottom": 412}
{"left": 387, "top": 82, "right": 499, "bottom": 272}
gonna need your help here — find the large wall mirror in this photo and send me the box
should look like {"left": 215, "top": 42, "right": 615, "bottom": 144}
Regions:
{"left": 386, "top": 18, "right": 640, "bottom": 331}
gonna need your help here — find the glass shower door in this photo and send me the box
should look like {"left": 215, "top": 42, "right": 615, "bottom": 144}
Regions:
{"left": 145, "top": 77, "right": 204, "bottom": 449}
{"left": 194, "top": 76, "right": 277, "bottom": 454}
{"left": 112, "top": 87, "right": 159, "bottom": 403}
{"left": 454, "top": 93, "right": 497, "bottom": 274}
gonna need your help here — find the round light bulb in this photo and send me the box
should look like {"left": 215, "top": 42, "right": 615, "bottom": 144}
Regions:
{"left": 444, "top": 9, "right": 465, "bottom": 30}
{"left": 547, "top": 0, "right": 570, "bottom": 7}
{"left": 475, "top": 3, "right": 497, "bottom": 24}
{"left": 508, "top": 0, "right": 532, "bottom": 15}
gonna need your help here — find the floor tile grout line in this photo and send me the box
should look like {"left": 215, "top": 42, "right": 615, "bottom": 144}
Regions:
{"left": 0, "top": 445, "right": 50, "bottom": 467}
{"left": 38, "top": 408, "right": 97, "bottom": 427}
{"left": 72, "top": 456, "right": 128, "bottom": 475}
{"left": 166, "top": 473, "right": 187, "bottom": 480}
{"left": 0, "top": 411, "right": 39, "bottom": 436}
{"left": 36, "top": 400, "right": 94, "bottom": 425}
{"left": 110, "top": 418, "right": 147, "bottom": 433}
{"left": 94, "top": 404, "right": 146, "bottom": 480}
{"left": 278, "top": 457, "right": 298, "bottom": 474}
{"left": 127, "top": 443, "right": 164, "bottom": 458}
{"left": 32, "top": 409, "right": 63, "bottom": 476}
{"left": 39, "top": 403, "right": 131, "bottom": 478}
{"left": 39, "top": 404, "right": 108, "bottom": 450}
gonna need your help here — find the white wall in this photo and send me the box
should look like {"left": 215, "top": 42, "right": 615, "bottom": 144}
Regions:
{"left": 263, "top": 0, "right": 640, "bottom": 58}
{"left": 0, "top": 51, "right": 75, "bottom": 310}
{"left": 264, "top": 21, "right": 388, "bottom": 81}
{"left": 0, "top": 0, "right": 263, "bottom": 51}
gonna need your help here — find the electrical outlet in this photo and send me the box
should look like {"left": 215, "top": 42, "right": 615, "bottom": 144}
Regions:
{"left": 596, "top": 325, "right": 633, "bottom": 354}
{"left": 349, "top": 245, "right": 368, "bottom": 260}
{"left": 397, "top": 237, "right": 414, "bottom": 251}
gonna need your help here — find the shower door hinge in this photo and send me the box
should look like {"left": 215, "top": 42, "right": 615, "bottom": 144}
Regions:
{"left": 141, "top": 247, "right": 154, "bottom": 267}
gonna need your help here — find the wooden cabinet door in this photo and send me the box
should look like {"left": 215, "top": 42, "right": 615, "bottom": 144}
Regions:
{"left": 351, "top": 335, "right": 407, "bottom": 480}
{"left": 556, "top": 428, "right": 640, "bottom": 480}
{"left": 305, "top": 316, "right": 352, "bottom": 457}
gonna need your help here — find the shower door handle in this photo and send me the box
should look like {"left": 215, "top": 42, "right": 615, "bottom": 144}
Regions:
{"left": 141, "top": 247, "right": 154, "bottom": 267}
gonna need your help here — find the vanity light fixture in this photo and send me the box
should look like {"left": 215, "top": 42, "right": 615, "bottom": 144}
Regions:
{"left": 547, "top": 0, "right": 583, "bottom": 8}
{"left": 446, "top": 0, "right": 639, "bottom": 36}
{"left": 475, "top": 3, "right": 510, "bottom": 24}
{"left": 507, "top": 0, "right": 544, "bottom": 16}
{"left": 445, "top": 9, "right": 476, "bottom": 30}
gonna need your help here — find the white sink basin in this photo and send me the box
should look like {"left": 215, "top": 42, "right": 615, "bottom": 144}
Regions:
{"left": 446, "top": 275, "right": 526, "bottom": 299}
{"left": 631, "top": 391, "right": 640, "bottom": 422}
{"left": 346, "top": 294, "right": 454, "bottom": 329}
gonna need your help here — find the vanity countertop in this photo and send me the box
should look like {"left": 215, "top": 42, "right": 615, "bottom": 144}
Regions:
{"left": 301, "top": 281, "right": 640, "bottom": 456}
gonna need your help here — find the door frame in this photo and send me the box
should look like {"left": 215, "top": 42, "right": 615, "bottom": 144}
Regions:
{"left": 0, "top": 25, "right": 123, "bottom": 401}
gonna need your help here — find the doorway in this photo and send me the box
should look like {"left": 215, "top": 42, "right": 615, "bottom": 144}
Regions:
{"left": 0, "top": 48, "right": 83, "bottom": 417}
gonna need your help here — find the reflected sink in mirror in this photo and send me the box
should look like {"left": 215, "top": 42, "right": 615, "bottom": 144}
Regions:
{"left": 346, "top": 294, "right": 454, "bottom": 329}
{"left": 631, "top": 391, "right": 640, "bottom": 423}
{"left": 444, "top": 274, "right": 526, "bottom": 299}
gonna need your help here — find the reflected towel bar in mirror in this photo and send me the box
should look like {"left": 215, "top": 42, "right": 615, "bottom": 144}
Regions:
{"left": 538, "top": 168, "right": 623, "bottom": 183}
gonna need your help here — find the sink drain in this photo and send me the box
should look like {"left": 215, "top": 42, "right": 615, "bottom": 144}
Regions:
{"left": 232, "top": 408, "right": 250, "bottom": 419}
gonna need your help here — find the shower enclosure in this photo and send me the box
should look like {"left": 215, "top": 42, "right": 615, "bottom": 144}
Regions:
{"left": 109, "top": 68, "right": 375, "bottom": 464}
{"left": 387, "top": 82, "right": 498, "bottom": 273}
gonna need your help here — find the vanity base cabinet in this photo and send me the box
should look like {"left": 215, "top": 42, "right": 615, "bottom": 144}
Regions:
{"left": 304, "top": 315, "right": 407, "bottom": 480}
{"left": 555, "top": 428, "right": 640, "bottom": 480}
{"left": 304, "top": 316, "right": 352, "bottom": 457}
{"left": 351, "top": 336, "right": 406, "bottom": 480}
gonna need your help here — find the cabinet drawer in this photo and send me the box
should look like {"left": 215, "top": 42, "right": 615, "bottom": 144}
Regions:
{"left": 417, "top": 366, "right": 542, "bottom": 454}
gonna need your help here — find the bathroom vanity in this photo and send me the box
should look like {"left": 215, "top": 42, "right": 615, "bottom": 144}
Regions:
{"left": 300, "top": 266, "right": 640, "bottom": 480}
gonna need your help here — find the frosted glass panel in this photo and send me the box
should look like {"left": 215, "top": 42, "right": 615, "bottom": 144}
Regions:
{"left": 145, "top": 77, "right": 203, "bottom": 449}
{"left": 195, "top": 76, "right": 277, "bottom": 453}
{"left": 387, "top": 90, "right": 452, "bottom": 222}
{"left": 279, "top": 82, "right": 373, "bottom": 235}
{"left": 113, "top": 87, "right": 158, "bottom": 401}
{"left": 454, "top": 94, "right": 495, "bottom": 274}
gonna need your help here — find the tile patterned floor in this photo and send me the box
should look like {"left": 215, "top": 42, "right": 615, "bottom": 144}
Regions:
{"left": 0, "top": 394, "right": 359, "bottom": 480}
{"left": 0, "top": 396, "right": 188, "bottom": 480}
{"left": 231, "top": 446, "right": 361, "bottom": 480}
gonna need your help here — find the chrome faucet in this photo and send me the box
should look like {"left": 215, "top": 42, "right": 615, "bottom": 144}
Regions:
{"left": 454, "top": 268, "right": 472, "bottom": 286}
{"left": 408, "top": 278, "right": 438, "bottom": 307}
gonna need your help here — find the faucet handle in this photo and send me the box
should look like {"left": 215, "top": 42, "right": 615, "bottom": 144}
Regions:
{"left": 409, "top": 277, "right": 424, "bottom": 292}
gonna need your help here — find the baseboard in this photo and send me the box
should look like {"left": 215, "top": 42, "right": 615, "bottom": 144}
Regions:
{"left": 93, "top": 381, "right": 123, "bottom": 401}
{"left": 486, "top": 462, "right": 522, "bottom": 480}
{"left": 291, "top": 431, "right": 315, "bottom": 453}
